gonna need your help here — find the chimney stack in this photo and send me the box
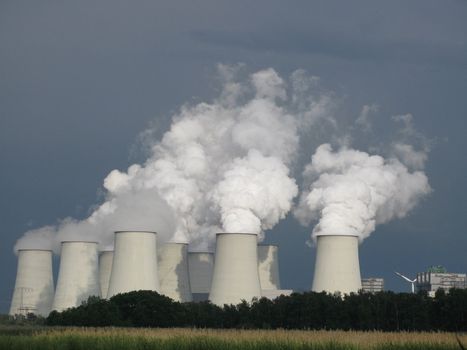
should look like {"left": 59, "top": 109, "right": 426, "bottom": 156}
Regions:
{"left": 107, "top": 231, "right": 159, "bottom": 298}
{"left": 52, "top": 241, "right": 100, "bottom": 311}
{"left": 312, "top": 235, "right": 362, "bottom": 294}
{"left": 98, "top": 250, "right": 113, "bottom": 299}
{"left": 10, "top": 249, "right": 54, "bottom": 316}
{"left": 209, "top": 233, "right": 261, "bottom": 306}
{"left": 258, "top": 245, "right": 281, "bottom": 290}
{"left": 158, "top": 243, "right": 192, "bottom": 302}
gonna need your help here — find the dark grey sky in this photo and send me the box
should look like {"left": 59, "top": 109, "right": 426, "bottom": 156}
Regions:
{"left": 1, "top": 0, "right": 466, "bottom": 312}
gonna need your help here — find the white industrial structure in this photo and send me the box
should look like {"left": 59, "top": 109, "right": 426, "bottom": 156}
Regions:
{"left": 361, "top": 277, "right": 385, "bottom": 293}
{"left": 312, "top": 235, "right": 362, "bottom": 294}
{"left": 188, "top": 251, "right": 214, "bottom": 301}
{"left": 158, "top": 243, "right": 192, "bottom": 302}
{"left": 10, "top": 249, "right": 54, "bottom": 316}
{"left": 52, "top": 241, "right": 100, "bottom": 312}
{"left": 98, "top": 250, "right": 114, "bottom": 299}
{"left": 416, "top": 267, "right": 466, "bottom": 296}
{"left": 257, "top": 245, "right": 293, "bottom": 299}
{"left": 258, "top": 245, "right": 281, "bottom": 290}
{"left": 209, "top": 233, "right": 261, "bottom": 306}
{"left": 107, "top": 231, "right": 159, "bottom": 298}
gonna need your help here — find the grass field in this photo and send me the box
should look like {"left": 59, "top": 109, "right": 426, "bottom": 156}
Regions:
{"left": 0, "top": 327, "right": 465, "bottom": 350}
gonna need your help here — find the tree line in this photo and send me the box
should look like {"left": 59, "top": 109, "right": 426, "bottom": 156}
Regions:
{"left": 46, "top": 289, "right": 467, "bottom": 331}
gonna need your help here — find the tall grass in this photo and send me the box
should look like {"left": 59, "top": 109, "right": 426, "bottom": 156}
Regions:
{"left": 0, "top": 327, "right": 465, "bottom": 350}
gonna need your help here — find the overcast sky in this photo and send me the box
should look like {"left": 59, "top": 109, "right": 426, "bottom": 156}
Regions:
{"left": 1, "top": 0, "right": 466, "bottom": 313}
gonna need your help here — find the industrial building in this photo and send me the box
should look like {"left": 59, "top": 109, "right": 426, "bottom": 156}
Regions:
{"left": 361, "top": 278, "right": 384, "bottom": 293}
{"left": 416, "top": 266, "right": 466, "bottom": 296}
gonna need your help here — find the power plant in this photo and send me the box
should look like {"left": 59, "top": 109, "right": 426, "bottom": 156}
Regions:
{"left": 107, "top": 231, "right": 159, "bottom": 298}
{"left": 9, "top": 249, "right": 54, "bottom": 316}
{"left": 9, "top": 232, "right": 293, "bottom": 316}
{"left": 9, "top": 228, "right": 467, "bottom": 320}
{"left": 188, "top": 251, "right": 214, "bottom": 301}
{"left": 158, "top": 243, "right": 192, "bottom": 302}
{"left": 8, "top": 63, "right": 441, "bottom": 317}
{"left": 98, "top": 250, "right": 114, "bottom": 299}
{"left": 13, "top": 226, "right": 464, "bottom": 317}
{"left": 8, "top": 233, "right": 295, "bottom": 315}
{"left": 52, "top": 241, "right": 100, "bottom": 311}
{"left": 209, "top": 233, "right": 262, "bottom": 306}
{"left": 312, "top": 235, "right": 362, "bottom": 294}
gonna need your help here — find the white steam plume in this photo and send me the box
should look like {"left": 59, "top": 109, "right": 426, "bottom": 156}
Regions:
{"left": 295, "top": 143, "right": 431, "bottom": 241}
{"left": 15, "top": 66, "right": 332, "bottom": 253}
{"left": 132, "top": 67, "right": 326, "bottom": 250}
{"left": 15, "top": 187, "right": 176, "bottom": 252}
{"left": 390, "top": 113, "right": 432, "bottom": 171}
{"left": 211, "top": 150, "right": 297, "bottom": 238}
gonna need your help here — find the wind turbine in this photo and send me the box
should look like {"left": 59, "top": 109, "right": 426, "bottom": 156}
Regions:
{"left": 394, "top": 271, "right": 417, "bottom": 293}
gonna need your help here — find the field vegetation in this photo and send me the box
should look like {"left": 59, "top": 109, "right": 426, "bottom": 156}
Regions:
{"left": 3, "top": 289, "right": 466, "bottom": 349}
{"left": 0, "top": 327, "right": 466, "bottom": 350}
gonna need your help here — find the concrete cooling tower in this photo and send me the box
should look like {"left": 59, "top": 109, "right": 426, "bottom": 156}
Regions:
{"left": 9, "top": 249, "right": 54, "bottom": 316}
{"left": 107, "top": 231, "right": 159, "bottom": 298}
{"left": 312, "top": 235, "right": 362, "bottom": 294}
{"left": 158, "top": 243, "right": 192, "bottom": 302}
{"left": 209, "top": 233, "right": 261, "bottom": 306}
{"left": 188, "top": 252, "right": 214, "bottom": 302}
{"left": 52, "top": 241, "right": 100, "bottom": 312}
{"left": 258, "top": 245, "right": 281, "bottom": 290}
{"left": 257, "top": 245, "right": 294, "bottom": 300}
{"left": 98, "top": 250, "right": 113, "bottom": 299}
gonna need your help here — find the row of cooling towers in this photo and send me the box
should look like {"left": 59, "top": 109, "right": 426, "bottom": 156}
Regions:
{"left": 10, "top": 232, "right": 362, "bottom": 316}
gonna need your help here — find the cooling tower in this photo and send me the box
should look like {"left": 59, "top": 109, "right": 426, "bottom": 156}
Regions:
{"left": 52, "top": 241, "right": 100, "bottom": 312}
{"left": 188, "top": 251, "right": 214, "bottom": 301}
{"left": 312, "top": 235, "right": 362, "bottom": 294}
{"left": 209, "top": 233, "right": 261, "bottom": 306}
{"left": 158, "top": 243, "right": 192, "bottom": 302}
{"left": 258, "top": 245, "right": 281, "bottom": 290}
{"left": 107, "top": 231, "right": 159, "bottom": 298}
{"left": 9, "top": 249, "right": 54, "bottom": 316}
{"left": 99, "top": 250, "right": 113, "bottom": 299}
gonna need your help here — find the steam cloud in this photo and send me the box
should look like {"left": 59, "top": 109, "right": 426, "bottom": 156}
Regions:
{"left": 295, "top": 143, "right": 432, "bottom": 240}
{"left": 15, "top": 66, "right": 331, "bottom": 253}
{"left": 15, "top": 65, "right": 432, "bottom": 253}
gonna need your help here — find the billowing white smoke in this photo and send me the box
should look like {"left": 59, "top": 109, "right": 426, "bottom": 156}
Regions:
{"left": 110, "top": 67, "right": 313, "bottom": 250}
{"left": 295, "top": 143, "right": 431, "bottom": 240}
{"left": 211, "top": 150, "right": 297, "bottom": 237}
{"left": 15, "top": 187, "right": 176, "bottom": 252}
{"left": 15, "top": 66, "right": 331, "bottom": 253}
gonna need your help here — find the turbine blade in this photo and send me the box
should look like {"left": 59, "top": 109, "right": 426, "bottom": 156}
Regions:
{"left": 394, "top": 271, "right": 413, "bottom": 283}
